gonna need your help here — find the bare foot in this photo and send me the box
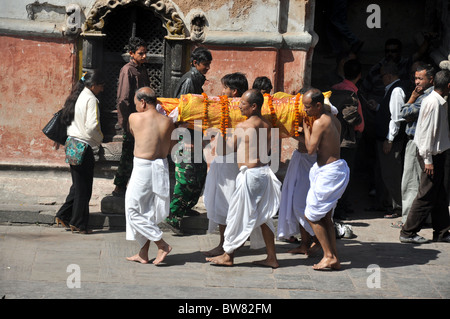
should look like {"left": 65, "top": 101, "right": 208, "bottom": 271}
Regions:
{"left": 252, "top": 257, "right": 279, "bottom": 269}
{"left": 288, "top": 244, "right": 309, "bottom": 254}
{"left": 312, "top": 256, "right": 341, "bottom": 271}
{"left": 202, "top": 245, "right": 225, "bottom": 257}
{"left": 153, "top": 243, "right": 172, "bottom": 265}
{"left": 126, "top": 254, "right": 149, "bottom": 264}
{"left": 206, "top": 253, "right": 234, "bottom": 266}
{"left": 306, "top": 241, "right": 322, "bottom": 257}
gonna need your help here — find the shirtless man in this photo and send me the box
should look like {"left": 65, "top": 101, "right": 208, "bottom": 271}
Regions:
{"left": 125, "top": 87, "right": 176, "bottom": 265}
{"left": 203, "top": 72, "right": 247, "bottom": 257}
{"left": 206, "top": 89, "right": 281, "bottom": 268}
{"left": 301, "top": 88, "right": 350, "bottom": 270}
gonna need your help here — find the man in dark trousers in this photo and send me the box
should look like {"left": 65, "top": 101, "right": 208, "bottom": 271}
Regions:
{"left": 400, "top": 70, "right": 450, "bottom": 244}
{"left": 113, "top": 37, "right": 150, "bottom": 197}
{"left": 374, "top": 61, "right": 407, "bottom": 218}
{"left": 166, "top": 47, "right": 212, "bottom": 231}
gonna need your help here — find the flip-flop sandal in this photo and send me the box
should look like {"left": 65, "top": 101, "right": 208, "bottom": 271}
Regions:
{"left": 390, "top": 221, "right": 403, "bottom": 228}
{"left": 384, "top": 212, "right": 400, "bottom": 219}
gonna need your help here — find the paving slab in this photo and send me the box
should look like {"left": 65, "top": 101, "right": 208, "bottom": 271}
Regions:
{"left": 1, "top": 166, "right": 450, "bottom": 306}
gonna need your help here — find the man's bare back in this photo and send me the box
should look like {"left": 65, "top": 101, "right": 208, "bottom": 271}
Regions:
{"left": 129, "top": 108, "right": 175, "bottom": 160}
{"left": 125, "top": 87, "right": 175, "bottom": 265}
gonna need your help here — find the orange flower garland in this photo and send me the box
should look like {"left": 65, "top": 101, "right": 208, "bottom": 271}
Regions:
{"left": 202, "top": 92, "right": 209, "bottom": 134}
{"left": 293, "top": 93, "right": 301, "bottom": 137}
{"left": 265, "top": 93, "right": 277, "bottom": 127}
{"left": 219, "top": 95, "right": 230, "bottom": 136}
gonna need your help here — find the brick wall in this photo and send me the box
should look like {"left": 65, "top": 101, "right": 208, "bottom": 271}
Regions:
{"left": 0, "top": 35, "right": 77, "bottom": 166}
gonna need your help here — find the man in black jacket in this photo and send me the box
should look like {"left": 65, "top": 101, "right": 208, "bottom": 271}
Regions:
{"left": 167, "top": 47, "right": 212, "bottom": 232}
{"left": 173, "top": 47, "right": 212, "bottom": 98}
{"left": 374, "top": 61, "right": 408, "bottom": 218}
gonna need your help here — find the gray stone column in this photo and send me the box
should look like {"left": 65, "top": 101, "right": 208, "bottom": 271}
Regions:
{"left": 164, "top": 39, "right": 187, "bottom": 98}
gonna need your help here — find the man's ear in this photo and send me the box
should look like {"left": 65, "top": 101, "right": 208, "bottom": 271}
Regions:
{"left": 232, "top": 89, "right": 238, "bottom": 97}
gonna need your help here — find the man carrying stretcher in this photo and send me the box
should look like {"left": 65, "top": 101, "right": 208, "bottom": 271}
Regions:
{"left": 301, "top": 88, "right": 350, "bottom": 271}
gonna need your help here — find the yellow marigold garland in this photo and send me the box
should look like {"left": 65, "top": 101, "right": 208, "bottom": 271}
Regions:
{"left": 219, "top": 95, "right": 230, "bottom": 136}
{"left": 293, "top": 93, "right": 301, "bottom": 137}
{"left": 202, "top": 92, "right": 209, "bottom": 134}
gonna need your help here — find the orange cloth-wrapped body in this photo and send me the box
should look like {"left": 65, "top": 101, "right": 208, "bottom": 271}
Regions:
{"left": 158, "top": 92, "right": 331, "bottom": 138}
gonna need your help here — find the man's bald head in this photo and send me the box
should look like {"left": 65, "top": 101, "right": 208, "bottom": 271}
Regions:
{"left": 304, "top": 88, "right": 324, "bottom": 106}
{"left": 242, "top": 89, "right": 264, "bottom": 109}
{"left": 135, "top": 87, "right": 157, "bottom": 106}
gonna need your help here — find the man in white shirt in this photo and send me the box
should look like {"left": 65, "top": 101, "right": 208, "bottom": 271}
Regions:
{"left": 400, "top": 70, "right": 450, "bottom": 244}
{"left": 398, "top": 63, "right": 435, "bottom": 228}
{"left": 374, "top": 62, "right": 407, "bottom": 218}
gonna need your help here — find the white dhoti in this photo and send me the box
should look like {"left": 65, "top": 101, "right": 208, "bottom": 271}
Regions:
{"left": 277, "top": 150, "right": 317, "bottom": 239}
{"left": 223, "top": 165, "right": 281, "bottom": 254}
{"left": 125, "top": 157, "right": 170, "bottom": 247}
{"left": 304, "top": 159, "right": 349, "bottom": 223}
{"left": 204, "top": 153, "right": 240, "bottom": 232}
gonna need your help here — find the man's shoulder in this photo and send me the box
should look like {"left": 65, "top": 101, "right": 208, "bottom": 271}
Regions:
{"left": 236, "top": 120, "right": 249, "bottom": 129}
{"left": 236, "top": 118, "right": 258, "bottom": 130}
{"left": 154, "top": 111, "right": 174, "bottom": 128}
{"left": 179, "top": 68, "right": 197, "bottom": 81}
{"left": 261, "top": 117, "right": 272, "bottom": 130}
{"left": 318, "top": 112, "right": 333, "bottom": 122}
{"left": 391, "top": 86, "right": 406, "bottom": 95}
{"left": 120, "top": 62, "right": 134, "bottom": 72}
{"left": 421, "top": 90, "right": 440, "bottom": 105}
{"left": 316, "top": 112, "right": 337, "bottom": 129}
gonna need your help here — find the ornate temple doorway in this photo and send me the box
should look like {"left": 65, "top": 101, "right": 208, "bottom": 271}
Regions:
{"left": 81, "top": 0, "right": 188, "bottom": 142}
{"left": 100, "top": 5, "right": 167, "bottom": 140}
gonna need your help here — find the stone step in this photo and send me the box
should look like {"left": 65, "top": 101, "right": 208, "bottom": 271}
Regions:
{"left": 99, "top": 194, "right": 209, "bottom": 234}
{"left": 0, "top": 203, "right": 209, "bottom": 235}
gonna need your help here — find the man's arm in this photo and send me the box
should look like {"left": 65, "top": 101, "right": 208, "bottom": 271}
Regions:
{"left": 116, "top": 68, "right": 134, "bottom": 130}
{"left": 303, "top": 118, "right": 323, "bottom": 155}
{"left": 384, "top": 87, "right": 405, "bottom": 154}
{"left": 401, "top": 87, "right": 424, "bottom": 123}
{"left": 416, "top": 99, "right": 437, "bottom": 174}
{"left": 174, "top": 78, "right": 194, "bottom": 99}
{"left": 128, "top": 113, "right": 137, "bottom": 137}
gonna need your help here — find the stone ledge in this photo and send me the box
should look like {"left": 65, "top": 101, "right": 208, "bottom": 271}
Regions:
{"left": 204, "top": 30, "right": 313, "bottom": 50}
{"left": 0, "top": 18, "right": 64, "bottom": 38}
{"left": 0, "top": 203, "right": 209, "bottom": 234}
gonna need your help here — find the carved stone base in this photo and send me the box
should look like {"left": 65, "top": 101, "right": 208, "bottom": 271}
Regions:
{"left": 99, "top": 141, "right": 123, "bottom": 162}
{"left": 101, "top": 195, "right": 125, "bottom": 215}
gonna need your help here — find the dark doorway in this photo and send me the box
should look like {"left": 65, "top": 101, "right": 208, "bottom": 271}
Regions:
{"left": 100, "top": 5, "right": 167, "bottom": 141}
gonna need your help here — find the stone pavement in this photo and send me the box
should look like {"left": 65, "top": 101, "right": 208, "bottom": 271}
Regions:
{"left": 1, "top": 166, "right": 450, "bottom": 301}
